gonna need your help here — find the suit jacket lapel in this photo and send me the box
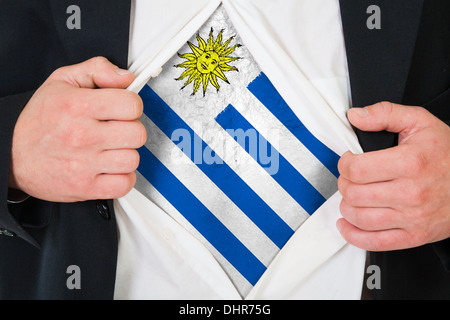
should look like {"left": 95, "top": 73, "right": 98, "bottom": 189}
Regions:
{"left": 403, "top": 0, "right": 450, "bottom": 122}
{"left": 339, "top": 0, "right": 424, "bottom": 151}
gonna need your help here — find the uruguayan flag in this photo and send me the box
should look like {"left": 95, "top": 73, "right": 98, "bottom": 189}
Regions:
{"left": 134, "top": 6, "right": 339, "bottom": 296}
{"left": 114, "top": 0, "right": 366, "bottom": 300}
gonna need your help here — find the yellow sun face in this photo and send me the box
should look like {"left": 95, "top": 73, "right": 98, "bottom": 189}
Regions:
{"left": 175, "top": 28, "right": 241, "bottom": 96}
{"left": 197, "top": 51, "right": 220, "bottom": 74}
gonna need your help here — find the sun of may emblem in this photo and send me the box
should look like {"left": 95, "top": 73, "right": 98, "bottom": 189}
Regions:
{"left": 175, "top": 28, "right": 242, "bottom": 96}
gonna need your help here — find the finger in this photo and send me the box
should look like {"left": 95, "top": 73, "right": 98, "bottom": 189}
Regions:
{"left": 99, "top": 120, "right": 147, "bottom": 150}
{"left": 339, "top": 199, "right": 401, "bottom": 231}
{"left": 338, "top": 145, "right": 411, "bottom": 183}
{"left": 336, "top": 218, "right": 411, "bottom": 251}
{"left": 88, "top": 88, "right": 143, "bottom": 121}
{"left": 48, "top": 56, "right": 135, "bottom": 89}
{"left": 96, "top": 149, "right": 140, "bottom": 174}
{"left": 338, "top": 176, "right": 410, "bottom": 208}
{"left": 348, "top": 102, "right": 431, "bottom": 135}
{"left": 89, "top": 172, "right": 137, "bottom": 200}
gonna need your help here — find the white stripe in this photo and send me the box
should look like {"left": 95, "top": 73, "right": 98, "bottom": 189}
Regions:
{"left": 186, "top": 118, "right": 310, "bottom": 231}
{"left": 134, "top": 171, "right": 253, "bottom": 297}
{"left": 148, "top": 83, "right": 310, "bottom": 231}
{"left": 231, "top": 88, "right": 338, "bottom": 199}
{"left": 139, "top": 114, "right": 280, "bottom": 267}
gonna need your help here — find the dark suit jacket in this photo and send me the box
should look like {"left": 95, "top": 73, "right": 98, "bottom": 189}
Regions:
{"left": 0, "top": 0, "right": 449, "bottom": 299}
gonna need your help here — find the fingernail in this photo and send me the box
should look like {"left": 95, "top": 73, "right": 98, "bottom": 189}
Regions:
{"left": 351, "top": 107, "right": 369, "bottom": 117}
{"left": 115, "top": 68, "right": 132, "bottom": 75}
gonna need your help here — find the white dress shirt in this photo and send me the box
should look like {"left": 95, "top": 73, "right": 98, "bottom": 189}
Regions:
{"left": 114, "top": 0, "right": 366, "bottom": 300}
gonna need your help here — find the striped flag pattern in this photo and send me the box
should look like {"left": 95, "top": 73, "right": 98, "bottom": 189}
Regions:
{"left": 134, "top": 7, "right": 339, "bottom": 297}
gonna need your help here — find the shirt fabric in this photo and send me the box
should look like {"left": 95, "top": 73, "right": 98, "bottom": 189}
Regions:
{"left": 114, "top": 0, "right": 366, "bottom": 300}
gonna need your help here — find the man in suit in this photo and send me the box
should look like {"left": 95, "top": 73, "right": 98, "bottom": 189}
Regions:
{"left": 0, "top": 0, "right": 449, "bottom": 299}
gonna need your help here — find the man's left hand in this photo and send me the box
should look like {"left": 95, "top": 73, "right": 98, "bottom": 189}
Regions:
{"left": 337, "top": 102, "right": 450, "bottom": 251}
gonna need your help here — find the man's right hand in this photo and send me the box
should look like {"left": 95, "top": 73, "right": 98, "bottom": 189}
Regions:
{"left": 8, "top": 57, "right": 146, "bottom": 202}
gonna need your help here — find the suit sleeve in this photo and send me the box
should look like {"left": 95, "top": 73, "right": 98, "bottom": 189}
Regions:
{"left": 433, "top": 115, "right": 450, "bottom": 271}
{"left": 428, "top": 92, "right": 450, "bottom": 270}
{"left": 433, "top": 238, "right": 450, "bottom": 272}
{"left": 0, "top": 91, "right": 40, "bottom": 247}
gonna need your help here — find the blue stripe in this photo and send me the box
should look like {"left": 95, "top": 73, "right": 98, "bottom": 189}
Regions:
{"left": 216, "top": 105, "right": 326, "bottom": 215}
{"left": 137, "top": 146, "right": 266, "bottom": 285}
{"left": 247, "top": 72, "right": 340, "bottom": 178}
{"left": 138, "top": 84, "right": 294, "bottom": 250}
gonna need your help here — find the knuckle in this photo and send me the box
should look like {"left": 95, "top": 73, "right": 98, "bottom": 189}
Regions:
{"left": 374, "top": 101, "right": 394, "bottom": 118}
{"left": 348, "top": 190, "right": 363, "bottom": 206}
{"left": 49, "top": 85, "right": 91, "bottom": 118}
{"left": 353, "top": 211, "right": 370, "bottom": 231}
{"left": 91, "top": 174, "right": 134, "bottom": 200}
{"left": 339, "top": 197, "right": 348, "bottom": 213}
{"left": 66, "top": 158, "right": 82, "bottom": 174}
{"left": 412, "top": 208, "right": 427, "bottom": 227}
{"left": 340, "top": 203, "right": 366, "bottom": 230}
{"left": 407, "top": 184, "right": 426, "bottom": 206}
{"left": 49, "top": 68, "right": 64, "bottom": 80}
{"left": 136, "top": 121, "right": 147, "bottom": 146}
{"left": 339, "top": 154, "right": 365, "bottom": 183}
{"left": 338, "top": 154, "right": 365, "bottom": 182}
{"left": 339, "top": 199, "right": 353, "bottom": 220}
{"left": 406, "top": 151, "right": 428, "bottom": 176}
{"left": 413, "top": 106, "right": 431, "bottom": 120}
{"left": 114, "top": 173, "right": 136, "bottom": 197}
{"left": 411, "top": 204, "right": 432, "bottom": 226}
{"left": 347, "top": 163, "right": 362, "bottom": 182}
{"left": 126, "top": 150, "right": 140, "bottom": 171}
{"left": 49, "top": 66, "right": 71, "bottom": 81}
{"left": 64, "top": 121, "right": 101, "bottom": 149}
{"left": 125, "top": 91, "right": 144, "bottom": 119}
{"left": 337, "top": 176, "right": 348, "bottom": 195}
{"left": 133, "top": 93, "right": 144, "bottom": 117}
{"left": 65, "top": 125, "right": 88, "bottom": 148}
{"left": 378, "top": 101, "right": 394, "bottom": 113}
{"left": 65, "top": 161, "right": 92, "bottom": 191}
{"left": 377, "top": 101, "right": 395, "bottom": 126}
{"left": 337, "top": 154, "right": 347, "bottom": 175}
{"left": 68, "top": 95, "right": 91, "bottom": 117}
{"left": 90, "top": 56, "right": 110, "bottom": 67}
{"left": 342, "top": 184, "right": 359, "bottom": 205}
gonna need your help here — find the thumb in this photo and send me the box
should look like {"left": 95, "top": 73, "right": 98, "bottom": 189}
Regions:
{"left": 47, "top": 56, "right": 135, "bottom": 89}
{"left": 347, "top": 102, "right": 431, "bottom": 137}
